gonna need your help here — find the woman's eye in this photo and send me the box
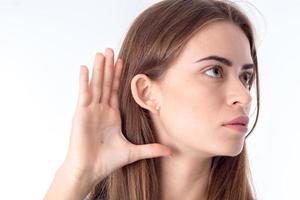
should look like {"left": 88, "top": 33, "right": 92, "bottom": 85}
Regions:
{"left": 240, "top": 72, "right": 255, "bottom": 90}
{"left": 204, "top": 65, "right": 223, "bottom": 78}
{"left": 203, "top": 66, "right": 255, "bottom": 89}
{"left": 240, "top": 72, "right": 253, "bottom": 85}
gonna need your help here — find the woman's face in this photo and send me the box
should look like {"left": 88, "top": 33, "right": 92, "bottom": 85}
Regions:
{"left": 153, "top": 21, "right": 255, "bottom": 157}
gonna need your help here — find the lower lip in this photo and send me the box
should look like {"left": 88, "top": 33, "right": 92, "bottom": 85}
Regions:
{"left": 222, "top": 124, "right": 248, "bottom": 133}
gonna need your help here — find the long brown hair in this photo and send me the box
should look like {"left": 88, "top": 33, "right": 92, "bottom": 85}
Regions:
{"left": 90, "top": 0, "right": 260, "bottom": 199}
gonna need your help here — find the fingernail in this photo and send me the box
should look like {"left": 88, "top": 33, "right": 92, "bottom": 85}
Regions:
{"left": 105, "top": 48, "right": 110, "bottom": 55}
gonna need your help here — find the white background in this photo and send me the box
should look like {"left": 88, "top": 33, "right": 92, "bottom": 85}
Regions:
{"left": 0, "top": 0, "right": 299, "bottom": 199}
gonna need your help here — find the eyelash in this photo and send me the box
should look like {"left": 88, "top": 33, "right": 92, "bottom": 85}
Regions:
{"left": 204, "top": 65, "right": 255, "bottom": 87}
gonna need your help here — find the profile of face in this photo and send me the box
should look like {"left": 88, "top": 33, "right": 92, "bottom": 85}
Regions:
{"left": 132, "top": 21, "right": 255, "bottom": 158}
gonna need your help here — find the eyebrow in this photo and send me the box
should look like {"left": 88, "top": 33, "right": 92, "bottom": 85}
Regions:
{"left": 194, "top": 55, "right": 255, "bottom": 70}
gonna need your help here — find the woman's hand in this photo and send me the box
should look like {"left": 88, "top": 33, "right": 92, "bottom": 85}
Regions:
{"left": 62, "top": 48, "right": 172, "bottom": 188}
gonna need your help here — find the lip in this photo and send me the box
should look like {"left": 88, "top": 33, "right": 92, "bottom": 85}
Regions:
{"left": 223, "top": 124, "right": 248, "bottom": 133}
{"left": 222, "top": 115, "right": 249, "bottom": 133}
{"left": 223, "top": 116, "right": 249, "bottom": 126}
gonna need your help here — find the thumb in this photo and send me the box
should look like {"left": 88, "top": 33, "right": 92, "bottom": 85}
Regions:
{"left": 130, "top": 143, "right": 173, "bottom": 163}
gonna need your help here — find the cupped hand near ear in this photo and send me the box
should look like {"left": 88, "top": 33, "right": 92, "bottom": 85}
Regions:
{"left": 63, "top": 48, "right": 172, "bottom": 188}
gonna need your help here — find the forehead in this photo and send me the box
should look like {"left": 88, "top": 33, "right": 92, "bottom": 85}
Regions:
{"left": 179, "top": 21, "right": 253, "bottom": 64}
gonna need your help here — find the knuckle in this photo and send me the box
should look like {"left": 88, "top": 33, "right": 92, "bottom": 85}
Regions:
{"left": 103, "top": 81, "right": 112, "bottom": 88}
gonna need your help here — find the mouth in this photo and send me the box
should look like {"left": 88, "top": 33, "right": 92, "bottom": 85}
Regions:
{"left": 222, "top": 123, "right": 248, "bottom": 133}
{"left": 223, "top": 116, "right": 249, "bottom": 126}
{"left": 228, "top": 123, "right": 246, "bottom": 126}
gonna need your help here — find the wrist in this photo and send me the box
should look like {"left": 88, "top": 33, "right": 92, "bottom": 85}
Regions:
{"left": 55, "top": 163, "right": 94, "bottom": 198}
{"left": 43, "top": 163, "right": 94, "bottom": 200}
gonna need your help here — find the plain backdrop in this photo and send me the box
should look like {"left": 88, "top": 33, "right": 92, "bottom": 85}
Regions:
{"left": 0, "top": 0, "right": 299, "bottom": 199}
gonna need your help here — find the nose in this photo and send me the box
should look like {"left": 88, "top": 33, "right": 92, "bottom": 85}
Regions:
{"left": 226, "top": 77, "right": 252, "bottom": 110}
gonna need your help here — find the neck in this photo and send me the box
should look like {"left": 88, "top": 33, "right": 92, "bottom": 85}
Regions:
{"left": 157, "top": 154, "right": 212, "bottom": 200}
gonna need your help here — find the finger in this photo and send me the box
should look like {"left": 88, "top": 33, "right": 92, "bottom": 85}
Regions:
{"left": 90, "top": 52, "right": 105, "bottom": 104}
{"left": 130, "top": 143, "right": 173, "bottom": 163}
{"left": 101, "top": 48, "right": 114, "bottom": 104}
{"left": 77, "top": 65, "right": 90, "bottom": 106}
{"left": 110, "top": 58, "right": 123, "bottom": 108}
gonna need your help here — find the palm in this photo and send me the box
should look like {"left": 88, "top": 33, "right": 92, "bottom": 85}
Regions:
{"left": 63, "top": 48, "right": 172, "bottom": 187}
{"left": 69, "top": 103, "right": 132, "bottom": 180}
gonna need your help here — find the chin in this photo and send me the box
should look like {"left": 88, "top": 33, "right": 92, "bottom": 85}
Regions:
{"left": 213, "top": 143, "right": 245, "bottom": 157}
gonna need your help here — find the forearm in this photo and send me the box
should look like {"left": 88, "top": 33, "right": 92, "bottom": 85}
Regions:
{"left": 43, "top": 164, "right": 94, "bottom": 200}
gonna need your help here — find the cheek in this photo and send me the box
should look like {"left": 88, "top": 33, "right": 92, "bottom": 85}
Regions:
{"left": 161, "top": 81, "right": 224, "bottom": 139}
{"left": 159, "top": 77, "right": 245, "bottom": 156}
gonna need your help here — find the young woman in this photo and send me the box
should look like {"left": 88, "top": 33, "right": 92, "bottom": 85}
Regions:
{"left": 44, "top": 0, "right": 260, "bottom": 199}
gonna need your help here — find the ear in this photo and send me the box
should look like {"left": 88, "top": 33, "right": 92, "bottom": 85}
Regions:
{"left": 131, "top": 74, "right": 160, "bottom": 114}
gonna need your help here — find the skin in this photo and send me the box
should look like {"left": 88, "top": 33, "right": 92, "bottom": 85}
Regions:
{"left": 44, "top": 49, "right": 172, "bottom": 200}
{"left": 131, "top": 21, "right": 255, "bottom": 200}
{"left": 44, "top": 20, "right": 255, "bottom": 200}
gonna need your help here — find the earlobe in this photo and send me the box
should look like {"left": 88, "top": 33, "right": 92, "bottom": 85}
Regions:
{"left": 131, "top": 74, "right": 160, "bottom": 114}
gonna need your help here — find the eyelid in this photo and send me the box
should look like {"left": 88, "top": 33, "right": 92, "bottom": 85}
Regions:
{"left": 204, "top": 65, "right": 254, "bottom": 74}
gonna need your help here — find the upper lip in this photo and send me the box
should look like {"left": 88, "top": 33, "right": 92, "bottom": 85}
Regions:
{"left": 223, "top": 116, "right": 249, "bottom": 126}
